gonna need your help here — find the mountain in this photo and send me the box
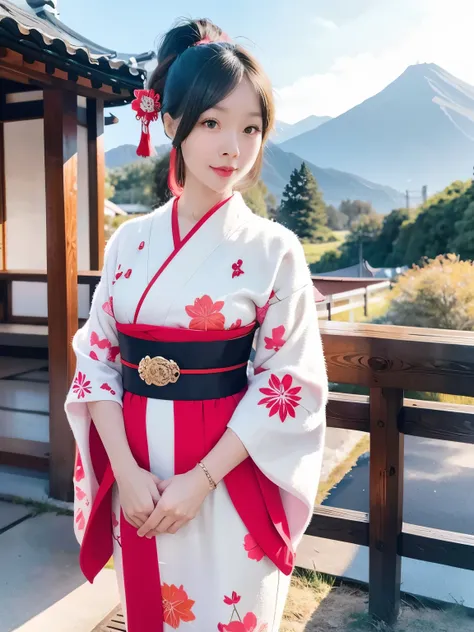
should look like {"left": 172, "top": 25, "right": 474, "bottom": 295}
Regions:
{"left": 262, "top": 142, "right": 404, "bottom": 212}
{"left": 280, "top": 63, "right": 474, "bottom": 194}
{"left": 272, "top": 115, "right": 332, "bottom": 144}
{"left": 105, "top": 141, "right": 404, "bottom": 213}
{"left": 105, "top": 144, "right": 169, "bottom": 169}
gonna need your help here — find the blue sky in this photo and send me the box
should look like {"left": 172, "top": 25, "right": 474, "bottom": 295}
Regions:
{"left": 58, "top": 0, "right": 474, "bottom": 150}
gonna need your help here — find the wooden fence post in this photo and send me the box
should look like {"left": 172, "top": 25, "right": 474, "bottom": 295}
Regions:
{"left": 369, "top": 387, "right": 404, "bottom": 624}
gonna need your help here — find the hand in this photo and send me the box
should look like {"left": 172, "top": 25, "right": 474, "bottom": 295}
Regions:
{"left": 115, "top": 464, "right": 162, "bottom": 529}
{"left": 137, "top": 465, "right": 211, "bottom": 538}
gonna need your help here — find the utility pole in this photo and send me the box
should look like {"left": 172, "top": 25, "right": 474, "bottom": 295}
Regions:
{"left": 359, "top": 239, "right": 363, "bottom": 277}
{"left": 422, "top": 185, "right": 427, "bottom": 204}
{"left": 405, "top": 190, "right": 410, "bottom": 209}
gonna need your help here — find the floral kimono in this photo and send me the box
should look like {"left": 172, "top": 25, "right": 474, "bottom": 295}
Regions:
{"left": 65, "top": 191, "right": 328, "bottom": 632}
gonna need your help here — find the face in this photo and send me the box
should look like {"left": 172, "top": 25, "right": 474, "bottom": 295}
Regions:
{"left": 165, "top": 76, "right": 263, "bottom": 195}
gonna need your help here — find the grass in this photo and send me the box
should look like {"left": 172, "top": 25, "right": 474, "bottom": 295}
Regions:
{"left": 303, "top": 231, "right": 348, "bottom": 265}
{"left": 281, "top": 573, "right": 474, "bottom": 631}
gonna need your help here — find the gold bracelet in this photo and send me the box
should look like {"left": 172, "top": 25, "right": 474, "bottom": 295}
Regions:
{"left": 198, "top": 461, "right": 217, "bottom": 490}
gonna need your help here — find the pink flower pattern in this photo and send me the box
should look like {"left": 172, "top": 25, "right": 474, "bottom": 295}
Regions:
{"left": 264, "top": 325, "right": 286, "bottom": 352}
{"left": 218, "top": 592, "right": 268, "bottom": 631}
{"left": 243, "top": 533, "right": 264, "bottom": 562}
{"left": 255, "top": 291, "right": 275, "bottom": 325}
{"left": 258, "top": 373, "right": 302, "bottom": 422}
{"left": 72, "top": 372, "right": 91, "bottom": 399}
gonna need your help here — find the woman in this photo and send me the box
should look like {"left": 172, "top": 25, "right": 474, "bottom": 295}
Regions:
{"left": 65, "top": 17, "right": 328, "bottom": 632}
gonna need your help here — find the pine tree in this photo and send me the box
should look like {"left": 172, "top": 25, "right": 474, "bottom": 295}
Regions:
{"left": 278, "top": 163, "right": 327, "bottom": 241}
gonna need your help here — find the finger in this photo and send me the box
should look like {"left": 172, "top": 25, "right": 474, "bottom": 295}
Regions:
{"left": 167, "top": 519, "right": 187, "bottom": 535}
{"left": 149, "top": 473, "right": 162, "bottom": 486}
{"left": 123, "top": 512, "right": 142, "bottom": 529}
{"left": 137, "top": 505, "right": 164, "bottom": 537}
{"left": 149, "top": 484, "right": 160, "bottom": 504}
{"left": 157, "top": 478, "right": 173, "bottom": 494}
{"left": 147, "top": 515, "right": 175, "bottom": 537}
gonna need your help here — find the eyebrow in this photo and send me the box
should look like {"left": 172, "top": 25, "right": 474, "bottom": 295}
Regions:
{"left": 211, "top": 104, "right": 262, "bottom": 118}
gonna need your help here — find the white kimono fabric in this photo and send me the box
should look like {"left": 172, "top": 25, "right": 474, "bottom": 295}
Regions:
{"left": 65, "top": 191, "right": 328, "bottom": 632}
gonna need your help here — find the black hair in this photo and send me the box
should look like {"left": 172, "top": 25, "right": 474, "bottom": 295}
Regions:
{"left": 148, "top": 17, "right": 275, "bottom": 190}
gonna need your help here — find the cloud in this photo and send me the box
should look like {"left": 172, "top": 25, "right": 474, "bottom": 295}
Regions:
{"left": 275, "top": 0, "right": 474, "bottom": 123}
{"left": 312, "top": 16, "right": 338, "bottom": 31}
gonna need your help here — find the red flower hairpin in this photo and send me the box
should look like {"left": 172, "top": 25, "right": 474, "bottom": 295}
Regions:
{"left": 131, "top": 88, "right": 162, "bottom": 157}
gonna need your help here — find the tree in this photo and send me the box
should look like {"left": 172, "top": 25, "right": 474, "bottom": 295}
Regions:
{"left": 386, "top": 254, "right": 474, "bottom": 330}
{"left": 450, "top": 201, "right": 474, "bottom": 260}
{"left": 278, "top": 162, "right": 328, "bottom": 242}
{"left": 243, "top": 180, "right": 268, "bottom": 217}
{"left": 369, "top": 208, "right": 411, "bottom": 267}
{"left": 109, "top": 161, "right": 156, "bottom": 207}
{"left": 342, "top": 213, "right": 383, "bottom": 264}
{"left": 105, "top": 172, "right": 115, "bottom": 200}
{"left": 326, "top": 204, "right": 349, "bottom": 230}
{"left": 339, "top": 199, "right": 375, "bottom": 228}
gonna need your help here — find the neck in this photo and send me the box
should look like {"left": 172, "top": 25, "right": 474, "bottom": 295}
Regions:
{"left": 177, "top": 173, "right": 233, "bottom": 222}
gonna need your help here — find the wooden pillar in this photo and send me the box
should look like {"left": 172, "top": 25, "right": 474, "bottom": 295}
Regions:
{"left": 87, "top": 98, "right": 105, "bottom": 271}
{"left": 369, "top": 387, "right": 404, "bottom": 624}
{"left": 44, "top": 89, "right": 78, "bottom": 501}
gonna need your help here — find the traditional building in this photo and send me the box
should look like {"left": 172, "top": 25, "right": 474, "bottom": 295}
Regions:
{"left": 0, "top": 0, "right": 153, "bottom": 500}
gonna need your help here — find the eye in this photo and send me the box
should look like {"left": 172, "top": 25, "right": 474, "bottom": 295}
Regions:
{"left": 202, "top": 119, "right": 218, "bottom": 129}
{"left": 244, "top": 125, "right": 261, "bottom": 135}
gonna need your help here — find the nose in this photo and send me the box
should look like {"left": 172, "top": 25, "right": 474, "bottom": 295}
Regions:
{"left": 221, "top": 132, "right": 240, "bottom": 160}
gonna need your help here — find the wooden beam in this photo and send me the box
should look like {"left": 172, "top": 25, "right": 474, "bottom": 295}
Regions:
{"left": 402, "top": 399, "right": 474, "bottom": 444}
{"left": 0, "top": 437, "right": 49, "bottom": 472}
{"left": 327, "top": 392, "right": 370, "bottom": 432}
{"left": 43, "top": 88, "right": 78, "bottom": 502}
{"left": 320, "top": 320, "right": 474, "bottom": 397}
{"left": 0, "top": 49, "right": 131, "bottom": 102}
{"left": 307, "top": 506, "right": 369, "bottom": 546}
{"left": 401, "top": 523, "right": 474, "bottom": 571}
{"left": 369, "top": 387, "right": 404, "bottom": 625}
{"left": 87, "top": 99, "right": 105, "bottom": 270}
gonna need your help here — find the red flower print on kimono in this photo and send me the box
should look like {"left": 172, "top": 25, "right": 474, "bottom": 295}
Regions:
{"left": 264, "top": 325, "right": 286, "bottom": 352}
{"left": 185, "top": 295, "right": 225, "bottom": 330}
{"left": 75, "top": 509, "right": 85, "bottom": 531}
{"left": 229, "top": 319, "right": 242, "bottom": 330}
{"left": 255, "top": 290, "right": 275, "bottom": 325}
{"left": 258, "top": 373, "right": 302, "bottom": 422}
{"left": 232, "top": 259, "right": 244, "bottom": 278}
{"left": 74, "top": 450, "right": 85, "bottom": 482}
{"left": 102, "top": 297, "right": 114, "bottom": 318}
{"left": 162, "top": 583, "right": 196, "bottom": 628}
{"left": 243, "top": 533, "right": 264, "bottom": 562}
{"left": 72, "top": 372, "right": 91, "bottom": 399}
{"left": 90, "top": 331, "right": 111, "bottom": 349}
{"left": 75, "top": 486, "right": 89, "bottom": 506}
{"left": 221, "top": 614, "right": 268, "bottom": 631}
{"left": 107, "top": 346, "right": 120, "bottom": 363}
{"left": 223, "top": 592, "right": 241, "bottom": 605}
{"left": 100, "top": 383, "right": 116, "bottom": 396}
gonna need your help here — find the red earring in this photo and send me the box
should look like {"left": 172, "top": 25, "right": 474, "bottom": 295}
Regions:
{"left": 131, "top": 89, "right": 161, "bottom": 157}
{"left": 168, "top": 146, "right": 183, "bottom": 197}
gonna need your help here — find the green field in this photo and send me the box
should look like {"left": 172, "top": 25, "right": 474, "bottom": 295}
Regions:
{"left": 303, "top": 231, "right": 348, "bottom": 265}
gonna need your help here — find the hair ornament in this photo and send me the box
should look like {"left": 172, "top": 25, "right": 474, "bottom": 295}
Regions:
{"left": 132, "top": 88, "right": 162, "bottom": 157}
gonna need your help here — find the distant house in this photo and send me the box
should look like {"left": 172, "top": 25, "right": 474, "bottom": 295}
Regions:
{"left": 105, "top": 199, "right": 128, "bottom": 217}
{"left": 120, "top": 203, "right": 153, "bottom": 215}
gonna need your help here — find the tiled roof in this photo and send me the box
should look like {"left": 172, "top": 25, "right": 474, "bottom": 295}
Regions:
{"left": 0, "top": 1, "right": 154, "bottom": 99}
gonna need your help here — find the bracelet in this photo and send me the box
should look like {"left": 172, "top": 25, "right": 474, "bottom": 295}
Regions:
{"left": 198, "top": 461, "right": 217, "bottom": 491}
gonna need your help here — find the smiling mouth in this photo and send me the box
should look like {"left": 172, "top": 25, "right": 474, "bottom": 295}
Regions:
{"left": 210, "top": 166, "right": 237, "bottom": 178}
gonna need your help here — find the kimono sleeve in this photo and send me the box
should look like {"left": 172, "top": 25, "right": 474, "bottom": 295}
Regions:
{"left": 64, "top": 223, "right": 125, "bottom": 544}
{"left": 228, "top": 231, "right": 328, "bottom": 548}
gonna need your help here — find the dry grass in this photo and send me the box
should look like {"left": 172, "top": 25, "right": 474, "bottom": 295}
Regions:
{"left": 281, "top": 571, "right": 474, "bottom": 631}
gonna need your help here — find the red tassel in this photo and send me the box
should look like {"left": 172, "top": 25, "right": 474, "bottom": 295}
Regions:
{"left": 136, "top": 123, "right": 155, "bottom": 158}
{"left": 168, "top": 146, "right": 183, "bottom": 197}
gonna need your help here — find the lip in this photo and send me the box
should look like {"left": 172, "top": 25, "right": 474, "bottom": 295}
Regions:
{"left": 210, "top": 166, "right": 237, "bottom": 178}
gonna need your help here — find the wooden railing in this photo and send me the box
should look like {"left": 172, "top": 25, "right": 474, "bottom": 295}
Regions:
{"left": 308, "top": 320, "right": 474, "bottom": 624}
{"left": 1, "top": 272, "right": 474, "bottom": 626}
